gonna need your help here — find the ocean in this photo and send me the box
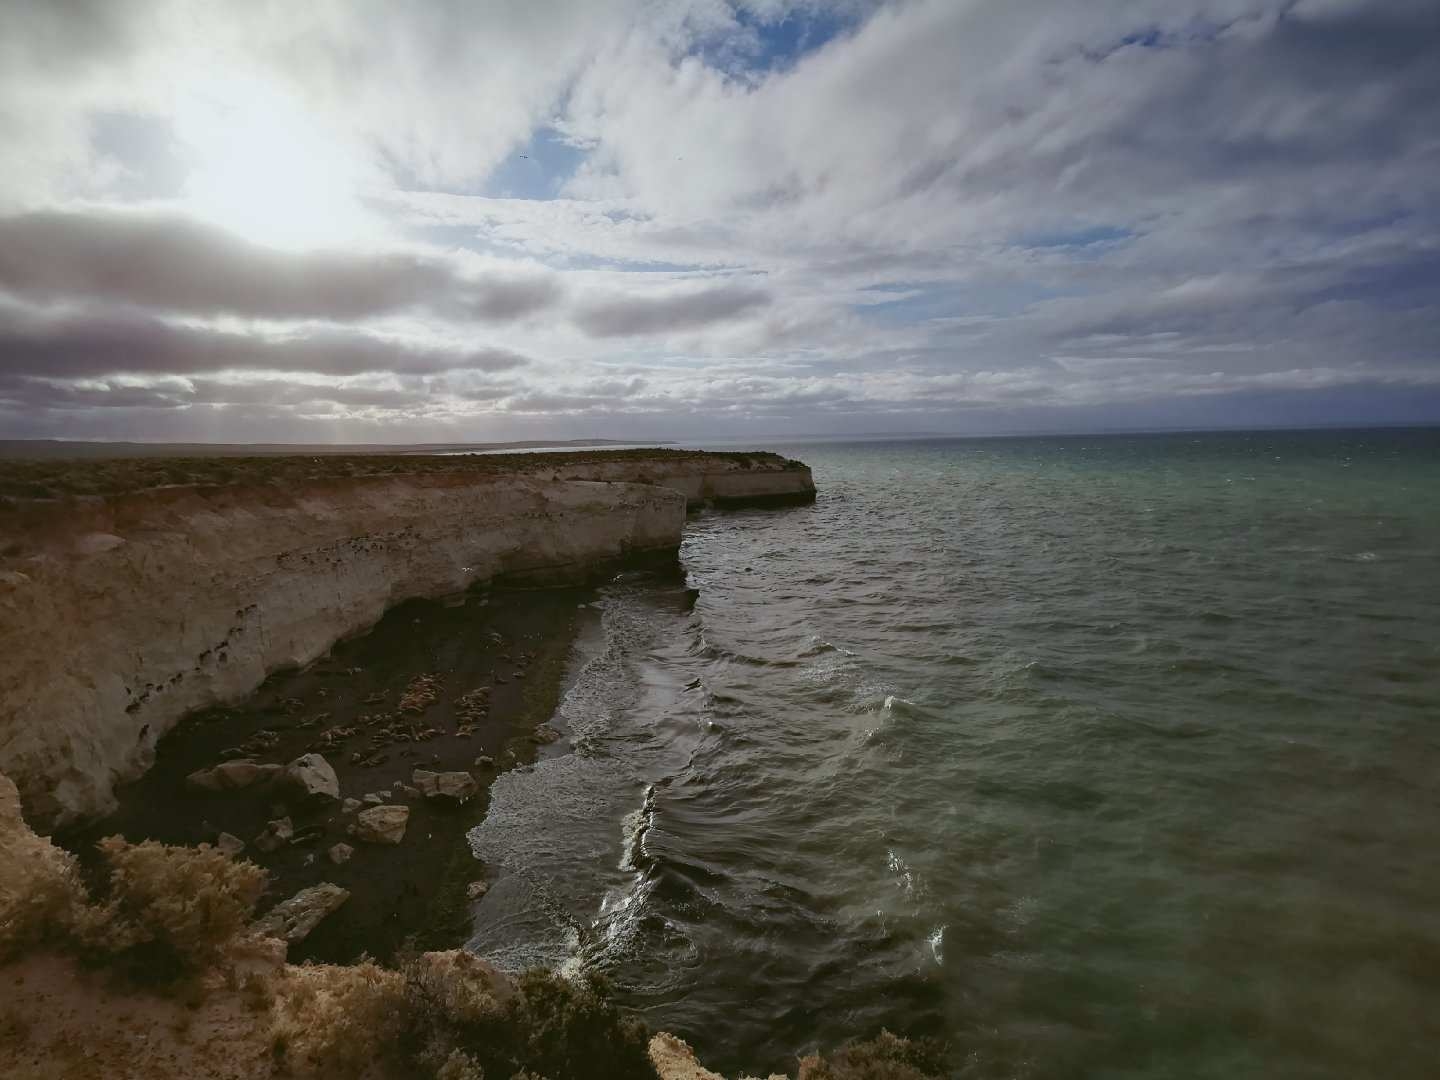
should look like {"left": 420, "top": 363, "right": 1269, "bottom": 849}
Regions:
{"left": 466, "top": 428, "right": 1440, "bottom": 1078}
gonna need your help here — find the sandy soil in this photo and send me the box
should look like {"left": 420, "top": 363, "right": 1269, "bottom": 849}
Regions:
{"left": 0, "top": 951, "right": 278, "bottom": 1080}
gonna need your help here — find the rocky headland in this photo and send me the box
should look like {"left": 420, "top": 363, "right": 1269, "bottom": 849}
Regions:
{"left": 0, "top": 449, "right": 814, "bottom": 828}
{"left": 0, "top": 448, "right": 944, "bottom": 1077}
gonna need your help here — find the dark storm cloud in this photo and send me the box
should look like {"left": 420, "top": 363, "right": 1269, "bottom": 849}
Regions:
{"left": 0, "top": 211, "right": 561, "bottom": 322}
{"left": 0, "top": 304, "right": 532, "bottom": 378}
{"left": 574, "top": 284, "right": 772, "bottom": 337}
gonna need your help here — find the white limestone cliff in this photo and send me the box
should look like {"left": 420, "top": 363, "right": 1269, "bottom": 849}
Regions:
{"left": 0, "top": 456, "right": 813, "bottom": 829}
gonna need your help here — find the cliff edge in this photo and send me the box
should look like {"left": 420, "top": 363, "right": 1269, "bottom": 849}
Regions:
{"left": 0, "top": 451, "right": 815, "bottom": 828}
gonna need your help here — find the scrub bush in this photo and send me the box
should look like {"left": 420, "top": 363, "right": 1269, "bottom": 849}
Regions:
{"left": 74, "top": 836, "right": 268, "bottom": 982}
{"left": 797, "top": 1029, "right": 948, "bottom": 1080}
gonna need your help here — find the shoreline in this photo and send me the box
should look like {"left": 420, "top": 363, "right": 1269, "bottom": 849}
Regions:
{"left": 60, "top": 579, "right": 604, "bottom": 965}
{"left": 1, "top": 450, "right": 814, "bottom": 828}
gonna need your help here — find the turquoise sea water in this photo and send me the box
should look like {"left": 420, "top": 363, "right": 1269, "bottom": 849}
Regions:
{"left": 468, "top": 428, "right": 1440, "bottom": 1078}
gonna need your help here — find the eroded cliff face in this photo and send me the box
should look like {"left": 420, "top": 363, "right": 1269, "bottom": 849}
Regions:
{"left": 0, "top": 457, "right": 812, "bottom": 830}
{"left": 550, "top": 456, "right": 815, "bottom": 508}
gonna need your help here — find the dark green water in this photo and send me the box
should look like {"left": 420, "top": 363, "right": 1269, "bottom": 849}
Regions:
{"left": 469, "top": 428, "right": 1440, "bottom": 1077}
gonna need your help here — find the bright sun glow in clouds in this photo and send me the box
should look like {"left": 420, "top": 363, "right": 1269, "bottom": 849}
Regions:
{"left": 177, "top": 78, "right": 379, "bottom": 251}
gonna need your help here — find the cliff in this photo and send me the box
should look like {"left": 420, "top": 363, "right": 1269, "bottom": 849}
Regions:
{"left": 0, "top": 770, "right": 775, "bottom": 1079}
{"left": 0, "top": 452, "right": 814, "bottom": 829}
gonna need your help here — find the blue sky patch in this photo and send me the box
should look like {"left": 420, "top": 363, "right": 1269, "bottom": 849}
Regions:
{"left": 691, "top": 3, "right": 868, "bottom": 77}
{"left": 483, "top": 127, "right": 589, "bottom": 200}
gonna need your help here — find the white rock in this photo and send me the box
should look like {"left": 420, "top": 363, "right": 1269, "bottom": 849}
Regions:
{"left": 413, "top": 768, "right": 478, "bottom": 804}
{"left": 185, "top": 759, "right": 276, "bottom": 793}
{"left": 279, "top": 753, "right": 339, "bottom": 805}
{"left": 349, "top": 804, "right": 409, "bottom": 845}
{"left": 253, "top": 883, "right": 350, "bottom": 945}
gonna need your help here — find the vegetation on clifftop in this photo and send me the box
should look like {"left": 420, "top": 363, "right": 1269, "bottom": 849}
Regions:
{"left": 0, "top": 448, "right": 808, "bottom": 501}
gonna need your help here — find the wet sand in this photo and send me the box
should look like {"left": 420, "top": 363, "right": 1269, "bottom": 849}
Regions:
{"left": 61, "top": 583, "right": 592, "bottom": 965}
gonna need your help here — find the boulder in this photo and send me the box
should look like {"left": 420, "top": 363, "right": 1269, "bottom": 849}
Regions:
{"left": 473, "top": 755, "right": 496, "bottom": 769}
{"left": 349, "top": 804, "right": 408, "bottom": 845}
{"left": 289, "top": 824, "right": 326, "bottom": 846}
{"left": 412, "top": 768, "right": 478, "bottom": 805}
{"left": 466, "top": 880, "right": 489, "bottom": 901}
{"left": 530, "top": 725, "right": 562, "bottom": 745}
{"left": 361, "top": 791, "right": 389, "bottom": 806}
{"left": 328, "top": 842, "right": 354, "bottom": 865}
{"left": 214, "top": 832, "right": 245, "bottom": 857}
{"left": 278, "top": 753, "right": 339, "bottom": 805}
{"left": 253, "top": 883, "right": 350, "bottom": 945}
{"left": 253, "top": 816, "right": 293, "bottom": 853}
{"left": 341, "top": 797, "right": 361, "bottom": 814}
{"left": 185, "top": 759, "right": 278, "bottom": 793}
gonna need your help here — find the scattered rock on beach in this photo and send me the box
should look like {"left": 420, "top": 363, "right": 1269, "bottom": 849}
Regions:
{"left": 278, "top": 752, "right": 340, "bottom": 805}
{"left": 362, "top": 791, "right": 390, "bottom": 806}
{"left": 473, "top": 755, "right": 495, "bottom": 769}
{"left": 530, "top": 725, "right": 562, "bottom": 745}
{"left": 350, "top": 804, "right": 409, "bottom": 845}
{"left": 341, "top": 797, "right": 361, "bottom": 814}
{"left": 254, "top": 816, "right": 294, "bottom": 853}
{"left": 185, "top": 759, "right": 278, "bottom": 793}
{"left": 214, "top": 831, "right": 245, "bottom": 857}
{"left": 289, "top": 824, "right": 326, "bottom": 846}
{"left": 254, "top": 882, "right": 350, "bottom": 945}
{"left": 466, "top": 880, "right": 489, "bottom": 901}
{"left": 328, "top": 842, "right": 354, "bottom": 865}
{"left": 412, "top": 768, "right": 478, "bottom": 805}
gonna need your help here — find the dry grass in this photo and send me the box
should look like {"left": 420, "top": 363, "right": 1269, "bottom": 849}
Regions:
{"left": 796, "top": 1030, "right": 948, "bottom": 1080}
{"left": 270, "top": 960, "right": 407, "bottom": 1076}
{"left": 0, "top": 775, "right": 90, "bottom": 961}
{"left": 70, "top": 837, "right": 269, "bottom": 984}
{"left": 266, "top": 950, "right": 654, "bottom": 1080}
{"left": 0, "top": 449, "right": 804, "bottom": 501}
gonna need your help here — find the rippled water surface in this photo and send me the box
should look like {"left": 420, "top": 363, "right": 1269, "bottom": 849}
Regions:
{"left": 470, "top": 429, "right": 1440, "bottom": 1078}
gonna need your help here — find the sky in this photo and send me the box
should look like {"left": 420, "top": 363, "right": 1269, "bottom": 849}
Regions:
{"left": 0, "top": 0, "right": 1437, "bottom": 443}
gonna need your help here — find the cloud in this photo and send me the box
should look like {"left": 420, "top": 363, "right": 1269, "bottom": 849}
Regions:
{"left": 574, "top": 283, "right": 772, "bottom": 337}
{"left": 0, "top": 0, "right": 1436, "bottom": 438}
{"left": 0, "top": 303, "right": 532, "bottom": 378}
{"left": 0, "top": 210, "right": 561, "bottom": 322}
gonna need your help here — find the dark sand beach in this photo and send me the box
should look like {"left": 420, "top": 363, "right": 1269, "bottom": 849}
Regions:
{"left": 60, "top": 582, "right": 604, "bottom": 965}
